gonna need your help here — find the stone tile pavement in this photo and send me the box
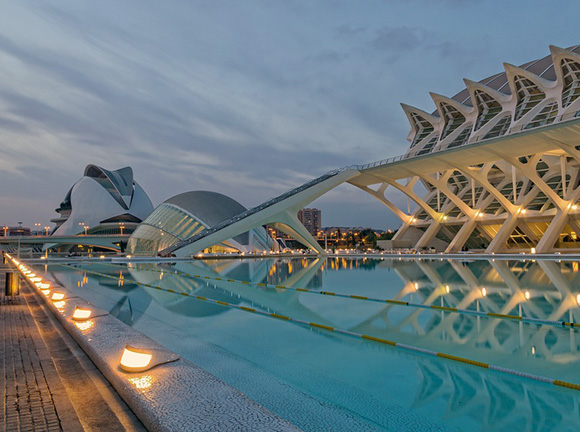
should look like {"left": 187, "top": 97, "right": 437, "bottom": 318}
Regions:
{"left": 1, "top": 263, "right": 146, "bottom": 431}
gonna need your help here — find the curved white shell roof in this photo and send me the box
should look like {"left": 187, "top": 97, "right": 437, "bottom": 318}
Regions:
{"left": 53, "top": 165, "right": 153, "bottom": 236}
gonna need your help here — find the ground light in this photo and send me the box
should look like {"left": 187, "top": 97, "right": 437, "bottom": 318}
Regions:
{"left": 119, "top": 345, "right": 180, "bottom": 373}
{"left": 120, "top": 347, "right": 152, "bottom": 372}
{"left": 71, "top": 306, "right": 107, "bottom": 322}
{"left": 74, "top": 320, "right": 94, "bottom": 331}
{"left": 72, "top": 307, "right": 93, "bottom": 321}
{"left": 51, "top": 292, "right": 65, "bottom": 301}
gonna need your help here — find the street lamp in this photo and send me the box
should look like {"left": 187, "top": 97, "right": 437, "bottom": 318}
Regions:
{"left": 44, "top": 226, "right": 50, "bottom": 236}
{"left": 84, "top": 225, "right": 88, "bottom": 236}
{"left": 2, "top": 226, "right": 7, "bottom": 237}
{"left": 119, "top": 223, "right": 125, "bottom": 235}
{"left": 17, "top": 221, "right": 22, "bottom": 258}
{"left": 34, "top": 223, "right": 41, "bottom": 235}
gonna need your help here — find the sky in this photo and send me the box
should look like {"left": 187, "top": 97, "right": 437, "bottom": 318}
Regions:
{"left": 1, "top": 0, "right": 579, "bottom": 231}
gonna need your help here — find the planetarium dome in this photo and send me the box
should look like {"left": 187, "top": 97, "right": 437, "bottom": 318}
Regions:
{"left": 51, "top": 164, "right": 154, "bottom": 237}
{"left": 127, "top": 191, "right": 276, "bottom": 255}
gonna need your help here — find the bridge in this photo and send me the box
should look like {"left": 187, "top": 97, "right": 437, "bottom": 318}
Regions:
{"left": 160, "top": 167, "right": 360, "bottom": 256}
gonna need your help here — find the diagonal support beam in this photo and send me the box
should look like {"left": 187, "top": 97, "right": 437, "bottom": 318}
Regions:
{"left": 165, "top": 168, "right": 360, "bottom": 256}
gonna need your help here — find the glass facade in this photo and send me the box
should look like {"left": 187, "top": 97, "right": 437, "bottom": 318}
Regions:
{"left": 483, "top": 114, "right": 511, "bottom": 139}
{"left": 439, "top": 102, "right": 466, "bottom": 140}
{"left": 513, "top": 75, "right": 545, "bottom": 121}
{"left": 128, "top": 204, "right": 208, "bottom": 255}
{"left": 127, "top": 202, "right": 275, "bottom": 255}
{"left": 409, "top": 112, "right": 434, "bottom": 148}
{"left": 474, "top": 90, "right": 502, "bottom": 131}
{"left": 524, "top": 101, "right": 558, "bottom": 130}
{"left": 561, "top": 58, "right": 580, "bottom": 108}
{"left": 446, "top": 124, "right": 472, "bottom": 148}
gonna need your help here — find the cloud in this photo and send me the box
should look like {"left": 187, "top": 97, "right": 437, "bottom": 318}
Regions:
{"left": 372, "top": 26, "right": 424, "bottom": 53}
{"left": 1, "top": 0, "right": 578, "bottom": 231}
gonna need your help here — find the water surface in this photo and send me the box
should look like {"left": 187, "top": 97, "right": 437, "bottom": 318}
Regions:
{"left": 42, "top": 257, "right": 580, "bottom": 431}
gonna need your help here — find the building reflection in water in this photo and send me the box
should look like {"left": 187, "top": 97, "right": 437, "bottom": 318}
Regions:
{"left": 53, "top": 257, "right": 580, "bottom": 431}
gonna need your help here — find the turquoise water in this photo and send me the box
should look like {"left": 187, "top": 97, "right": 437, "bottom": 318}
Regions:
{"left": 42, "top": 258, "right": 580, "bottom": 431}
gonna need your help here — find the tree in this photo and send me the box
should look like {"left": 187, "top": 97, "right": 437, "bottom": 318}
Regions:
{"left": 378, "top": 230, "right": 395, "bottom": 240}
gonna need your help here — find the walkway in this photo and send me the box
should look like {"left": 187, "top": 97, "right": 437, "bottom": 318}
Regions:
{"left": 1, "top": 263, "right": 146, "bottom": 431}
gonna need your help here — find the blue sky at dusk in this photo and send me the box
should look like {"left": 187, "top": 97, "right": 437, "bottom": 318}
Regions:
{"left": 1, "top": 0, "right": 579, "bottom": 229}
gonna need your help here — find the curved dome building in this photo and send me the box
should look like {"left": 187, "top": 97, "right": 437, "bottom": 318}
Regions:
{"left": 127, "top": 191, "right": 276, "bottom": 255}
{"left": 51, "top": 164, "right": 154, "bottom": 237}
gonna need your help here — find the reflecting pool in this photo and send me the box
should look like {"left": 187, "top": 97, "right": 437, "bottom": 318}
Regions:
{"left": 40, "top": 257, "right": 580, "bottom": 431}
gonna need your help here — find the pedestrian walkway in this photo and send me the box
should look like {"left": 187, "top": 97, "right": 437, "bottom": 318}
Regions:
{"left": 1, "top": 263, "right": 146, "bottom": 431}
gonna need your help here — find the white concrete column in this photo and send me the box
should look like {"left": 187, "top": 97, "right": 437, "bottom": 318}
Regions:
{"left": 415, "top": 221, "right": 441, "bottom": 249}
{"left": 485, "top": 213, "right": 520, "bottom": 253}
{"left": 445, "top": 218, "right": 479, "bottom": 252}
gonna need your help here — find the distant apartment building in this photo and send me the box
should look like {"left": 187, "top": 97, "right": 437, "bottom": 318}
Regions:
{"left": 298, "top": 208, "right": 321, "bottom": 236}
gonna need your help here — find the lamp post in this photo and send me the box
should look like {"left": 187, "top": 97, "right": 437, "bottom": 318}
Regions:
{"left": 119, "top": 223, "right": 125, "bottom": 235}
{"left": 17, "top": 221, "right": 22, "bottom": 258}
{"left": 2, "top": 226, "right": 7, "bottom": 237}
{"left": 84, "top": 225, "right": 88, "bottom": 236}
{"left": 34, "top": 223, "right": 41, "bottom": 235}
{"left": 44, "top": 226, "right": 50, "bottom": 236}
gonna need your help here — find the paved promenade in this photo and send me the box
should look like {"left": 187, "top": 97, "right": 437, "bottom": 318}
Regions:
{"left": 1, "top": 263, "right": 146, "bottom": 431}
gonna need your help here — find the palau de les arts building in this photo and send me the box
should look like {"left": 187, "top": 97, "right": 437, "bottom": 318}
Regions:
{"left": 46, "top": 44, "right": 580, "bottom": 255}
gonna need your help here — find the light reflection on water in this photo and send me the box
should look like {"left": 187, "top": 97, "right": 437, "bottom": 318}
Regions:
{"left": 46, "top": 258, "right": 580, "bottom": 431}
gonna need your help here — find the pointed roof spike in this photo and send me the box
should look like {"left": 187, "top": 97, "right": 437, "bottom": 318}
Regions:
{"left": 549, "top": 45, "right": 580, "bottom": 58}
{"left": 83, "top": 164, "right": 134, "bottom": 210}
{"left": 400, "top": 103, "right": 441, "bottom": 131}
{"left": 400, "top": 103, "right": 440, "bottom": 120}
{"left": 429, "top": 92, "right": 475, "bottom": 116}
{"left": 503, "top": 62, "right": 557, "bottom": 92}
{"left": 549, "top": 45, "right": 580, "bottom": 85}
{"left": 463, "top": 78, "right": 511, "bottom": 103}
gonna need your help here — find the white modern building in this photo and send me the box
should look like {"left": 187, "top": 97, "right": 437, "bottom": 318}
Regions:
{"left": 127, "top": 191, "right": 277, "bottom": 255}
{"left": 350, "top": 44, "right": 580, "bottom": 253}
{"left": 51, "top": 164, "right": 154, "bottom": 237}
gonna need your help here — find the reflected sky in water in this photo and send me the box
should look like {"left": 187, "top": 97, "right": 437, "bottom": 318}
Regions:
{"left": 44, "top": 257, "right": 580, "bottom": 431}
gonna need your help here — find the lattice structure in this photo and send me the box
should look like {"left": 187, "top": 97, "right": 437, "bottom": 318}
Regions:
{"left": 350, "top": 44, "right": 580, "bottom": 253}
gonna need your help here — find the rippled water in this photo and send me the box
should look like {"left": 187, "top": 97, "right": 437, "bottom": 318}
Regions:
{"left": 41, "top": 257, "right": 580, "bottom": 431}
